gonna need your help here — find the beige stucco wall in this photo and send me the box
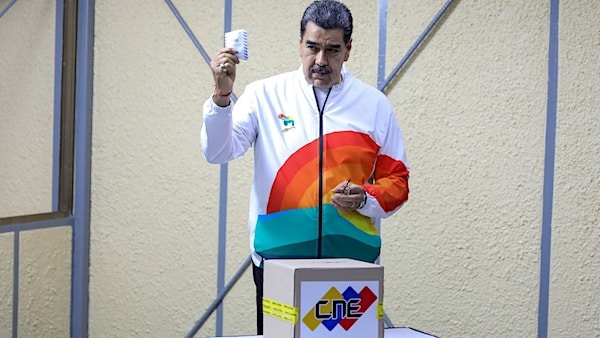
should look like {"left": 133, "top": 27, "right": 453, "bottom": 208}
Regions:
{"left": 382, "top": 2, "right": 547, "bottom": 336}
{"left": 0, "top": 0, "right": 55, "bottom": 218}
{"left": 0, "top": 233, "right": 14, "bottom": 336}
{"left": 550, "top": 1, "right": 600, "bottom": 335}
{"left": 18, "top": 227, "right": 72, "bottom": 337}
{"left": 1, "top": 1, "right": 71, "bottom": 337}
{"left": 0, "top": 227, "right": 72, "bottom": 338}
{"left": 1, "top": 0, "right": 598, "bottom": 337}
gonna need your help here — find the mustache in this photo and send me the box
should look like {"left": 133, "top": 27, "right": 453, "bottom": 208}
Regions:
{"left": 311, "top": 65, "right": 331, "bottom": 74}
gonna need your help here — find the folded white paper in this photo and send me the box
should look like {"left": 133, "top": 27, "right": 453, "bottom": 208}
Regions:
{"left": 225, "top": 29, "right": 248, "bottom": 60}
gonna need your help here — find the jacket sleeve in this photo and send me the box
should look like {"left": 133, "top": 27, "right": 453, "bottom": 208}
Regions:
{"left": 200, "top": 90, "right": 258, "bottom": 164}
{"left": 358, "top": 104, "right": 410, "bottom": 218}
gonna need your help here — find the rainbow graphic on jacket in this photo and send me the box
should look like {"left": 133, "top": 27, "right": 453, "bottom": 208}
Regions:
{"left": 254, "top": 130, "right": 408, "bottom": 262}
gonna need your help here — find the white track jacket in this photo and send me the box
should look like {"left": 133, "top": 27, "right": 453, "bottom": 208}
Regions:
{"left": 201, "top": 66, "right": 410, "bottom": 266}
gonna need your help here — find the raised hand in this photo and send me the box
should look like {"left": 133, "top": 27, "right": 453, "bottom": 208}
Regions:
{"left": 210, "top": 48, "right": 239, "bottom": 105}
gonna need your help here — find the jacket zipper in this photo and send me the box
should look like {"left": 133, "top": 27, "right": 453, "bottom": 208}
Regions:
{"left": 314, "top": 87, "right": 332, "bottom": 259}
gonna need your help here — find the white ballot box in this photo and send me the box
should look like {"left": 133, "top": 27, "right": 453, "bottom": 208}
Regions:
{"left": 263, "top": 258, "right": 384, "bottom": 338}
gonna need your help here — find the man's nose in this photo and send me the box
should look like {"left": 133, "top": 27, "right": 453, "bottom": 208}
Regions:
{"left": 315, "top": 51, "right": 327, "bottom": 66}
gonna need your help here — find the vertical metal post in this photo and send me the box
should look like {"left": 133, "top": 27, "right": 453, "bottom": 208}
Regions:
{"left": 70, "top": 0, "right": 94, "bottom": 336}
{"left": 216, "top": 2, "right": 234, "bottom": 336}
{"left": 538, "top": 0, "right": 559, "bottom": 337}
{"left": 53, "top": 0, "right": 65, "bottom": 211}
{"left": 58, "top": 0, "right": 77, "bottom": 214}
{"left": 375, "top": 0, "right": 388, "bottom": 260}
{"left": 377, "top": 0, "right": 388, "bottom": 91}
{"left": 12, "top": 231, "right": 19, "bottom": 338}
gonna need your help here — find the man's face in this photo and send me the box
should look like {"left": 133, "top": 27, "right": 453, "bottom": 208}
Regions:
{"left": 299, "top": 21, "right": 352, "bottom": 88}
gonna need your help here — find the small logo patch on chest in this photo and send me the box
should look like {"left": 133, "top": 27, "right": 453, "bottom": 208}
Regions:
{"left": 277, "top": 113, "right": 296, "bottom": 132}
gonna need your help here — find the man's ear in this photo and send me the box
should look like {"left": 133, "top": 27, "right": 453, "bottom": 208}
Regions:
{"left": 344, "top": 39, "right": 353, "bottom": 61}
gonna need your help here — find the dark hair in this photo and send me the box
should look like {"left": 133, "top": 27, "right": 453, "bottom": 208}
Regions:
{"left": 300, "top": 0, "right": 353, "bottom": 44}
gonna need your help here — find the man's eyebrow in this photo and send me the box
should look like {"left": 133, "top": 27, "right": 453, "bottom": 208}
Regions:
{"left": 305, "top": 40, "right": 342, "bottom": 49}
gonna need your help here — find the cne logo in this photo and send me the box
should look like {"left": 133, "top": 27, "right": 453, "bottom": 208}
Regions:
{"left": 302, "top": 286, "right": 377, "bottom": 332}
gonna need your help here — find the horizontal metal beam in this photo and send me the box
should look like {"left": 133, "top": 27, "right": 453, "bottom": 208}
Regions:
{"left": 0, "top": 214, "right": 74, "bottom": 233}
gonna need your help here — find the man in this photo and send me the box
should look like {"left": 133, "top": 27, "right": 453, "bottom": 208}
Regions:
{"left": 201, "top": 0, "right": 409, "bottom": 333}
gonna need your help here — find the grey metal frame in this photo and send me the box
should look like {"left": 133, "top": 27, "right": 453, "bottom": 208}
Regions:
{"left": 538, "top": 0, "right": 559, "bottom": 337}
{"left": 0, "top": 1, "right": 94, "bottom": 337}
